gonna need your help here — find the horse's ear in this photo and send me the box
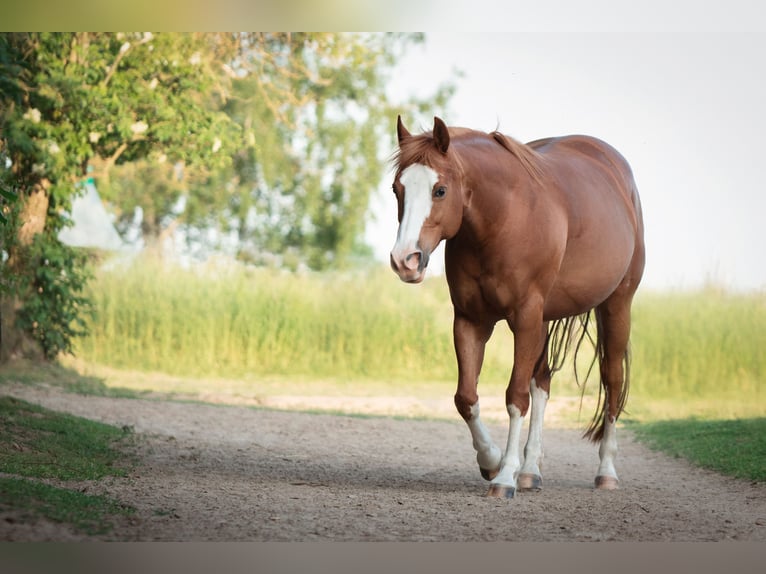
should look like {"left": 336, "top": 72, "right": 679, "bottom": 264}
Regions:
{"left": 433, "top": 116, "right": 450, "bottom": 154}
{"left": 397, "top": 115, "right": 411, "bottom": 145}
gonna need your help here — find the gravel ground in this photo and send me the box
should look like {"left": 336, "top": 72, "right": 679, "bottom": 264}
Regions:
{"left": 2, "top": 382, "right": 764, "bottom": 541}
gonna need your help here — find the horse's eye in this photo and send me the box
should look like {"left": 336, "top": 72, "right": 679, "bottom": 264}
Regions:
{"left": 434, "top": 186, "right": 447, "bottom": 199}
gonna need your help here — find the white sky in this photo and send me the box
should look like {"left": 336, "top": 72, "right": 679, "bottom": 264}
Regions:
{"left": 367, "top": 32, "right": 766, "bottom": 292}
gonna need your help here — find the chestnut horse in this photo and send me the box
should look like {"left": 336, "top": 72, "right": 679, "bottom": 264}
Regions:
{"left": 390, "top": 116, "right": 645, "bottom": 498}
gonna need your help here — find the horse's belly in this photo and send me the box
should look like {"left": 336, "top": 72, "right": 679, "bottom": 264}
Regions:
{"left": 542, "top": 197, "right": 637, "bottom": 320}
{"left": 544, "top": 252, "right": 633, "bottom": 320}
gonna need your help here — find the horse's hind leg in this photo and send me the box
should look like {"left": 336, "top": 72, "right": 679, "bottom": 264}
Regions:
{"left": 592, "top": 290, "right": 635, "bottom": 490}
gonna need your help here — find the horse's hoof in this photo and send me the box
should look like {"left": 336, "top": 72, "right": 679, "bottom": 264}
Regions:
{"left": 486, "top": 484, "right": 515, "bottom": 498}
{"left": 480, "top": 467, "right": 500, "bottom": 481}
{"left": 595, "top": 475, "right": 619, "bottom": 490}
{"left": 517, "top": 473, "right": 542, "bottom": 491}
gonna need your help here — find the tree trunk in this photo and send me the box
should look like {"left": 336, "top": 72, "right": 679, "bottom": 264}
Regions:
{"left": 142, "top": 218, "right": 179, "bottom": 262}
{"left": 0, "top": 183, "right": 49, "bottom": 362}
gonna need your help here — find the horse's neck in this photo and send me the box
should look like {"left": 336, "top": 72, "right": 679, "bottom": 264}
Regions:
{"left": 456, "top": 151, "right": 528, "bottom": 247}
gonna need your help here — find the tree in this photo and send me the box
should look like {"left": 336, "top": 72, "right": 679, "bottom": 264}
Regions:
{"left": 100, "top": 33, "right": 454, "bottom": 270}
{"left": 0, "top": 32, "right": 241, "bottom": 360}
{"left": 0, "top": 32, "right": 454, "bottom": 361}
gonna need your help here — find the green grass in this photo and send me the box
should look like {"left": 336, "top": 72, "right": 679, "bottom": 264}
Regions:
{"left": 0, "top": 396, "right": 132, "bottom": 479}
{"left": 0, "top": 477, "right": 133, "bottom": 535}
{"left": 77, "top": 260, "right": 469, "bottom": 382}
{"left": 630, "top": 289, "right": 766, "bottom": 400}
{"left": 629, "top": 417, "right": 766, "bottom": 482}
{"left": 74, "top": 259, "right": 764, "bottom": 414}
{"left": 0, "top": 396, "right": 135, "bottom": 535}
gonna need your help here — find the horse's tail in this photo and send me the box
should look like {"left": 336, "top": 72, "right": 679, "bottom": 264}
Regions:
{"left": 545, "top": 310, "right": 630, "bottom": 443}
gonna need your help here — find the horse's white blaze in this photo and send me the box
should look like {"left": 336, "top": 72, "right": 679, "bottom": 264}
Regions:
{"left": 597, "top": 414, "right": 619, "bottom": 480}
{"left": 392, "top": 163, "right": 437, "bottom": 255}
{"left": 520, "top": 378, "right": 548, "bottom": 477}
{"left": 490, "top": 404, "right": 525, "bottom": 489}
{"left": 467, "top": 402, "right": 502, "bottom": 472}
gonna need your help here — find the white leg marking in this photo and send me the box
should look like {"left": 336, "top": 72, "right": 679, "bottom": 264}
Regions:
{"left": 467, "top": 402, "right": 502, "bottom": 472}
{"left": 597, "top": 414, "right": 619, "bottom": 480}
{"left": 392, "top": 164, "right": 437, "bottom": 255}
{"left": 519, "top": 378, "right": 548, "bottom": 478}
{"left": 490, "top": 404, "right": 525, "bottom": 489}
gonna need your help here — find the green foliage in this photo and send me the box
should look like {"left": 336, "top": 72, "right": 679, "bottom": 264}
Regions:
{"left": 0, "top": 32, "right": 240, "bottom": 216}
{"left": 1, "top": 32, "right": 237, "bottom": 184}
{"left": 0, "top": 396, "right": 134, "bottom": 535}
{"left": 14, "top": 232, "right": 94, "bottom": 359}
{"left": 98, "top": 159, "right": 187, "bottom": 241}
{"left": 98, "top": 33, "right": 454, "bottom": 270}
{"left": 0, "top": 181, "right": 17, "bottom": 226}
{"left": 630, "top": 417, "right": 766, "bottom": 482}
{"left": 1, "top": 32, "right": 453, "bottom": 360}
{"left": 0, "top": 32, "right": 243, "bottom": 359}
{"left": 0, "top": 181, "right": 19, "bottom": 298}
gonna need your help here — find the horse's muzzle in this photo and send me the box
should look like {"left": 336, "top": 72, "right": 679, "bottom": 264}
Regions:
{"left": 390, "top": 249, "right": 429, "bottom": 283}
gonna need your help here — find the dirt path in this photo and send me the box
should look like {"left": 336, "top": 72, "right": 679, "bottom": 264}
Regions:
{"left": 2, "top": 383, "right": 765, "bottom": 541}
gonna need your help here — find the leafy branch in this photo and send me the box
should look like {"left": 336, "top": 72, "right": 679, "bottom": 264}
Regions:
{"left": 0, "top": 183, "right": 17, "bottom": 225}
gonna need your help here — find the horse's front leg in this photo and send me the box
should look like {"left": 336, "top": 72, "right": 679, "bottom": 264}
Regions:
{"left": 453, "top": 313, "right": 502, "bottom": 481}
{"left": 487, "top": 307, "right": 546, "bottom": 499}
{"left": 517, "top": 329, "right": 552, "bottom": 491}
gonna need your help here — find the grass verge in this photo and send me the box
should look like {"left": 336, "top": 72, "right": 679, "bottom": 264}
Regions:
{"left": 628, "top": 417, "right": 766, "bottom": 482}
{"left": 0, "top": 395, "right": 135, "bottom": 536}
{"left": 0, "top": 478, "right": 133, "bottom": 536}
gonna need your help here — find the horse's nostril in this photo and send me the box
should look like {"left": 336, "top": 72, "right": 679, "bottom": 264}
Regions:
{"left": 404, "top": 251, "right": 421, "bottom": 271}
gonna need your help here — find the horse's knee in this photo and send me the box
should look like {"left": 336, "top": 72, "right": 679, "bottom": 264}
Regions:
{"left": 505, "top": 387, "right": 530, "bottom": 417}
{"left": 454, "top": 390, "right": 477, "bottom": 420}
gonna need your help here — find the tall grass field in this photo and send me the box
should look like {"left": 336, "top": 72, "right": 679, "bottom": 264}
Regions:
{"left": 74, "top": 258, "right": 765, "bottom": 421}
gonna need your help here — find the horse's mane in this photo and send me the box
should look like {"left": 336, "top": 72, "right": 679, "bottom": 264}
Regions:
{"left": 489, "top": 130, "right": 546, "bottom": 183}
{"left": 392, "top": 139, "right": 421, "bottom": 170}
{"left": 391, "top": 131, "right": 449, "bottom": 171}
{"left": 393, "top": 127, "right": 545, "bottom": 184}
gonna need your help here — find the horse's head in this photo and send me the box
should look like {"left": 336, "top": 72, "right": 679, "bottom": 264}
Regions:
{"left": 390, "top": 116, "right": 464, "bottom": 283}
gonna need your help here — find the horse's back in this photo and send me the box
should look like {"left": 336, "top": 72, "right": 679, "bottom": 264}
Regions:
{"left": 529, "top": 135, "right": 634, "bottom": 183}
{"left": 528, "top": 134, "right": 641, "bottom": 225}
